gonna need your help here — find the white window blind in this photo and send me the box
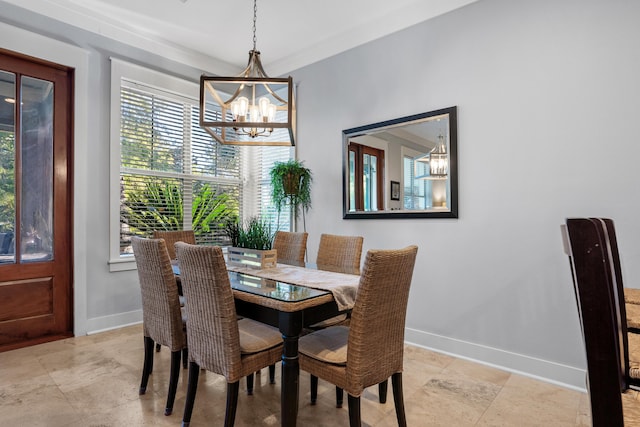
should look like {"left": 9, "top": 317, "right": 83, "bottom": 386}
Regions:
{"left": 403, "top": 155, "right": 430, "bottom": 209}
{"left": 112, "top": 65, "right": 294, "bottom": 263}
{"left": 118, "top": 83, "right": 243, "bottom": 254}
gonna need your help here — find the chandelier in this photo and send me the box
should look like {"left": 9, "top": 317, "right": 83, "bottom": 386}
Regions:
{"left": 199, "top": 0, "right": 296, "bottom": 146}
{"left": 415, "top": 133, "right": 448, "bottom": 179}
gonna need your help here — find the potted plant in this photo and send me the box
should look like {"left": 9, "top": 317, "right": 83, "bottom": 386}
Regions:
{"left": 269, "top": 159, "right": 312, "bottom": 230}
{"left": 224, "top": 216, "right": 276, "bottom": 269}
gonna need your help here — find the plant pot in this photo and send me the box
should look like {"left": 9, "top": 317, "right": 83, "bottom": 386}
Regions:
{"left": 283, "top": 173, "right": 301, "bottom": 196}
{"left": 227, "top": 247, "right": 277, "bottom": 269}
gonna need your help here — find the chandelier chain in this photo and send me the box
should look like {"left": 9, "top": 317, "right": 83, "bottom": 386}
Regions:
{"left": 252, "top": 0, "right": 257, "bottom": 50}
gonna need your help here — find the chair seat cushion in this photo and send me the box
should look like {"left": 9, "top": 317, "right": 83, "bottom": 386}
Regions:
{"left": 629, "top": 332, "right": 640, "bottom": 380}
{"left": 298, "top": 325, "right": 348, "bottom": 365}
{"left": 622, "top": 388, "right": 640, "bottom": 424}
{"left": 238, "top": 318, "right": 282, "bottom": 354}
{"left": 626, "top": 288, "right": 640, "bottom": 305}
{"left": 629, "top": 303, "right": 640, "bottom": 331}
{"left": 308, "top": 313, "right": 348, "bottom": 329}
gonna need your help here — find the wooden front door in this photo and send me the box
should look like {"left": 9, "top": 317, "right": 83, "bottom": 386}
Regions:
{"left": 348, "top": 142, "right": 385, "bottom": 212}
{"left": 0, "top": 49, "right": 74, "bottom": 351}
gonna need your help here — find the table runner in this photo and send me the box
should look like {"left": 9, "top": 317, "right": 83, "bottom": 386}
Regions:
{"left": 226, "top": 263, "right": 359, "bottom": 311}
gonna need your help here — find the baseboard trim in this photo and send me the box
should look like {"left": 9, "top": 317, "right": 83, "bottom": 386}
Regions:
{"left": 405, "top": 328, "right": 586, "bottom": 392}
{"left": 86, "top": 310, "right": 142, "bottom": 335}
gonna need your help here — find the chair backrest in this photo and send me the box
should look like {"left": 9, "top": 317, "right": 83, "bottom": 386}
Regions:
{"left": 273, "top": 231, "right": 308, "bottom": 267}
{"left": 152, "top": 230, "right": 196, "bottom": 259}
{"left": 593, "top": 218, "right": 631, "bottom": 386}
{"left": 174, "top": 242, "right": 243, "bottom": 382}
{"left": 346, "top": 245, "right": 418, "bottom": 393}
{"left": 563, "top": 218, "right": 626, "bottom": 426}
{"left": 131, "top": 237, "right": 185, "bottom": 351}
{"left": 566, "top": 218, "right": 631, "bottom": 389}
{"left": 316, "top": 233, "right": 364, "bottom": 275}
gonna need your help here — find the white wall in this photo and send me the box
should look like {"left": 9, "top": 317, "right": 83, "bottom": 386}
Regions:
{"left": 3, "top": 0, "right": 640, "bottom": 389}
{"left": 292, "top": 0, "right": 640, "bottom": 389}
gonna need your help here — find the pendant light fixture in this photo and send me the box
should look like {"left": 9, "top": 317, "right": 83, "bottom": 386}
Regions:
{"left": 415, "top": 133, "right": 449, "bottom": 179}
{"left": 428, "top": 133, "right": 449, "bottom": 177}
{"left": 199, "top": 0, "right": 296, "bottom": 146}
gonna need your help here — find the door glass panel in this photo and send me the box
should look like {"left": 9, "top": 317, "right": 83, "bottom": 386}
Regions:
{"left": 0, "top": 71, "right": 16, "bottom": 264}
{"left": 348, "top": 150, "right": 355, "bottom": 212}
{"left": 20, "top": 76, "right": 53, "bottom": 262}
{"left": 363, "top": 153, "right": 378, "bottom": 211}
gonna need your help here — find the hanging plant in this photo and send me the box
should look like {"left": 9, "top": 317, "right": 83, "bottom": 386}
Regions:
{"left": 269, "top": 159, "right": 312, "bottom": 226}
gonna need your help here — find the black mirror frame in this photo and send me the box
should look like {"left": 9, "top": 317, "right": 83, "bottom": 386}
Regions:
{"left": 342, "top": 106, "right": 458, "bottom": 219}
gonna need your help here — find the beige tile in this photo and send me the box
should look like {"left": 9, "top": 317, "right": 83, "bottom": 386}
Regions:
{"left": 65, "top": 397, "right": 180, "bottom": 427}
{"left": 575, "top": 391, "right": 591, "bottom": 426}
{"left": 403, "top": 372, "right": 503, "bottom": 426}
{"left": 0, "top": 326, "right": 591, "bottom": 426}
{"left": 0, "top": 354, "right": 48, "bottom": 384}
{"left": 442, "top": 358, "right": 511, "bottom": 387}
{"left": 404, "top": 344, "right": 455, "bottom": 369}
{"left": 476, "top": 374, "right": 583, "bottom": 426}
{"left": 0, "top": 375, "right": 83, "bottom": 426}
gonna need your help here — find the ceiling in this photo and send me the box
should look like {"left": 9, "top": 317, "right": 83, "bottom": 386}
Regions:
{"left": 3, "top": 0, "right": 478, "bottom": 76}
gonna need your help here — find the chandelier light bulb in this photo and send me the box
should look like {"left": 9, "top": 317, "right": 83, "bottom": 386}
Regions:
{"left": 258, "top": 97, "right": 270, "bottom": 119}
{"left": 267, "top": 104, "right": 277, "bottom": 121}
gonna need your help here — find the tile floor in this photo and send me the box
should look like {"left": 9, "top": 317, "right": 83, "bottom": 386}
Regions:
{"left": 0, "top": 324, "right": 591, "bottom": 426}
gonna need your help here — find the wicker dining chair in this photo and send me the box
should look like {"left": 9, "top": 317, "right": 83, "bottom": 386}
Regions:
{"left": 273, "top": 231, "right": 308, "bottom": 267}
{"left": 153, "top": 229, "right": 196, "bottom": 260}
{"left": 152, "top": 230, "right": 195, "bottom": 351}
{"left": 131, "top": 237, "right": 187, "bottom": 416}
{"left": 312, "top": 233, "right": 363, "bottom": 327}
{"left": 175, "top": 242, "right": 283, "bottom": 427}
{"left": 264, "top": 231, "right": 308, "bottom": 382}
{"left": 309, "top": 233, "right": 365, "bottom": 407}
{"left": 299, "top": 245, "right": 418, "bottom": 427}
{"left": 316, "top": 233, "right": 363, "bottom": 275}
{"left": 563, "top": 218, "right": 640, "bottom": 426}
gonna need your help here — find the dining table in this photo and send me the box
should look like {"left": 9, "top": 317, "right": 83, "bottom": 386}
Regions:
{"left": 173, "top": 261, "right": 360, "bottom": 427}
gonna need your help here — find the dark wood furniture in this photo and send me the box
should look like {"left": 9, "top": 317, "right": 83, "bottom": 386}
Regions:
{"left": 563, "top": 218, "right": 640, "bottom": 426}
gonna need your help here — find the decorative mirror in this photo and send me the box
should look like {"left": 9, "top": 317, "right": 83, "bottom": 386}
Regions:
{"left": 342, "top": 106, "right": 458, "bottom": 219}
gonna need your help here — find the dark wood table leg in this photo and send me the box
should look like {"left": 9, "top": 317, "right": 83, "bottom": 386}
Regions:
{"left": 279, "top": 311, "right": 303, "bottom": 427}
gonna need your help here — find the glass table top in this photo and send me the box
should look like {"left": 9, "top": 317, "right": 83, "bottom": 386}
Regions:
{"left": 172, "top": 265, "right": 329, "bottom": 303}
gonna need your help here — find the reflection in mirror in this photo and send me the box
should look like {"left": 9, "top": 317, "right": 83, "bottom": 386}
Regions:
{"left": 342, "top": 106, "right": 457, "bottom": 219}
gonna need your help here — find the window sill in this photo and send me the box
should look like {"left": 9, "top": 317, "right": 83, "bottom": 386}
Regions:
{"left": 108, "top": 257, "right": 137, "bottom": 272}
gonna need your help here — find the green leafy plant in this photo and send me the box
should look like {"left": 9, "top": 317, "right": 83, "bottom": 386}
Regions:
{"left": 122, "top": 181, "right": 183, "bottom": 231}
{"left": 223, "top": 215, "right": 241, "bottom": 247}
{"left": 0, "top": 131, "right": 15, "bottom": 232}
{"left": 121, "top": 181, "right": 236, "bottom": 242}
{"left": 224, "top": 216, "right": 273, "bottom": 250}
{"left": 269, "top": 159, "right": 312, "bottom": 228}
{"left": 192, "top": 184, "right": 235, "bottom": 234}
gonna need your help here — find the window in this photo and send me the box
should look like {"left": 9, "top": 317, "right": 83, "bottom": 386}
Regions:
{"left": 109, "top": 59, "right": 291, "bottom": 270}
{"left": 403, "top": 155, "right": 430, "bottom": 209}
